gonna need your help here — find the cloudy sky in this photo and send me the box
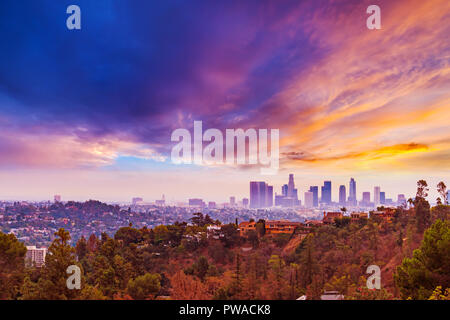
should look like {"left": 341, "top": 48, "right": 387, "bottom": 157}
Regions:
{"left": 0, "top": 0, "right": 448, "bottom": 203}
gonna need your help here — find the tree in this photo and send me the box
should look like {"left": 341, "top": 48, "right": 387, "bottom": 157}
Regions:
{"left": 428, "top": 286, "right": 450, "bottom": 300}
{"left": 87, "top": 234, "right": 98, "bottom": 252}
{"left": 220, "top": 224, "right": 240, "bottom": 247}
{"left": 431, "top": 204, "right": 450, "bottom": 222}
{"left": 255, "top": 220, "right": 266, "bottom": 238}
{"left": 437, "top": 181, "right": 447, "bottom": 204}
{"left": 127, "top": 273, "right": 161, "bottom": 300}
{"left": 247, "top": 230, "right": 259, "bottom": 248}
{"left": 153, "top": 225, "right": 170, "bottom": 244}
{"left": 394, "top": 219, "right": 450, "bottom": 299}
{"left": 186, "top": 256, "right": 210, "bottom": 281}
{"left": 416, "top": 180, "right": 429, "bottom": 199}
{"left": 414, "top": 197, "right": 431, "bottom": 233}
{"left": 0, "top": 232, "right": 27, "bottom": 299}
{"left": 114, "top": 227, "right": 143, "bottom": 245}
{"left": 169, "top": 270, "right": 210, "bottom": 299}
{"left": 76, "top": 236, "right": 88, "bottom": 261}
{"left": 298, "top": 236, "right": 319, "bottom": 288}
{"left": 414, "top": 180, "right": 431, "bottom": 232}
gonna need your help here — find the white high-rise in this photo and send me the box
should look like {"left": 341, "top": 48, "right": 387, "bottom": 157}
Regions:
{"left": 304, "top": 191, "right": 314, "bottom": 208}
{"left": 374, "top": 186, "right": 381, "bottom": 206}
{"left": 25, "top": 246, "right": 47, "bottom": 267}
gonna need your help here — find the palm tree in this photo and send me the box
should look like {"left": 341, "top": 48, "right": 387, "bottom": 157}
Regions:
{"left": 407, "top": 198, "right": 414, "bottom": 208}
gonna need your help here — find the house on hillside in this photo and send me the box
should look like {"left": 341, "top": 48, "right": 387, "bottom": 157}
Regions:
{"left": 265, "top": 220, "right": 302, "bottom": 235}
{"left": 322, "top": 212, "right": 343, "bottom": 224}
{"left": 350, "top": 212, "right": 368, "bottom": 223}
{"left": 238, "top": 221, "right": 256, "bottom": 236}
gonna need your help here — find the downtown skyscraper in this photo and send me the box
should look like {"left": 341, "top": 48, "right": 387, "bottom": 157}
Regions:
{"left": 348, "top": 178, "right": 357, "bottom": 206}
{"left": 339, "top": 185, "right": 346, "bottom": 206}
{"left": 250, "top": 181, "right": 273, "bottom": 208}
{"left": 321, "top": 181, "right": 332, "bottom": 205}
{"left": 309, "top": 186, "right": 319, "bottom": 207}
{"left": 287, "top": 174, "right": 295, "bottom": 198}
{"left": 374, "top": 186, "right": 381, "bottom": 206}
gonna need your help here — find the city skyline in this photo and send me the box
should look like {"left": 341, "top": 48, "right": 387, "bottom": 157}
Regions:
{"left": 0, "top": 173, "right": 447, "bottom": 206}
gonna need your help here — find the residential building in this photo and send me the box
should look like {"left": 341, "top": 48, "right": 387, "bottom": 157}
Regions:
{"left": 25, "top": 246, "right": 47, "bottom": 267}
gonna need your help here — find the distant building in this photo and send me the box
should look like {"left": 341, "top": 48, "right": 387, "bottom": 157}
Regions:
{"left": 274, "top": 194, "right": 284, "bottom": 206}
{"left": 267, "top": 186, "right": 273, "bottom": 207}
{"left": 242, "top": 198, "right": 249, "bottom": 208}
{"left": 304, "top": 191, "right": 314, "bottom": 208}
{"left": 250, "top": 181, "right": 259, "bottom": 208}
{"left": 339, "top": 185, "right": 346, "bottom": 206}
{"left": 54, "top": 195, "right": 61, "bottom": 203}
{"left": 155, "top": 195, "right": 165, "bottom": 206}
{"left": 323, "top": 212, "right": 343, "bottom": 224}
{"left": 208, "top": 201, "right": 216, "bottom": 209}
{"left": 374, "top": 186, "right": 381, "bottom": 206}
{"left": 230, "top": 196, "right": 236, "bottom": 206}
{"left": 380, "top": 192, "right": 386, "bottom": 204}
{"left": 206, "top": 225, "right": 223, "bottom": 239}
{"left": 249, "top": 181, "right": 273, "bottom": 208}
{"left": 309, "top": 186, "right": 319, "bottom": 207}
{"left": 265, "top": 220, "right": 302, "bottom": 235}
{"left": 321, "top": 181, "right": 332, "bottom": 205}
{"left": 350, "top": 212, "right": 368, "bottom": 223}
{"left": 132, "top": 197, "right": 143, "bottom": 205}
{"left": 238, "top": 221, "right": 256, "bottom": 236}
{"left": 397, "top": 194, "right": 406, "bottom": 206}
{"left": 348, "top": 178, "right": 357, "bottom": 206}
{"left": 25, "top": 246, "right": 47, "bottom": 267}
{"left": 282, "top": 184, "right": 288, "bottom": 197}
{"left": 274, "top": 174, "right": 299, "bottom": 208}
{"left": 361, "top": 192, "right": 371, "bottom": 206}
{"left": 188, "top": 198, "right": 205, "bottom": 208}
{"left": 288, "top": 174, "right": 295, "bottom": 198}
{"left": 370, "top": 208, "right": 396, "bottom": 222}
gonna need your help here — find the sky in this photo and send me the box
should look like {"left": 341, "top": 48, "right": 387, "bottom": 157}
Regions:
{"left": 0, "top": 0, "right": 449, "bottom": 203}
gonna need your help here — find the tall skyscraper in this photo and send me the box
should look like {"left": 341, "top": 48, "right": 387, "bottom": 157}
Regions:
{"left": 348, "top": 178, "right": 356, "bottom": 206}
{"left": 304, "top": 191, "right": 314, "bottom": 208}
{"left": 374, "top": 186, "right": 381, "bottom": 206}
{"left": 380, "top": 192, "right": 386, "bottom": 204}
{"left": 267, "top": 185, "right": 273, "bottom": 207}
{"left": 230, "top": 196, "right": 236, "bottom": 206}
{"left": 282, "top": 184, "right": 288, "bottom": 197}
{"left": 250, "top": 181, "right": 259, "bottom": 208}
{"left": 288, "top": 174, "right": 295, "bottom": 198}
{"left": 242, "top": 198, "right": 249, "bottom": 208}
{"left": 258, "top": 181, "right": 267, "bottom": 207}
{"left": 250, "top": 181, "right": 272, "bottom": 208}
{"left": 362, "top": 192, "right": 371, "bottom": 205}
{"left": 339, "top": 185, "right": 346, "bottom": 206}
{"left": 321, "top": 181, "right": 332, "bottom": 204}
{"left": 309, "top": 186, "right": 319, "bottom": 207}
